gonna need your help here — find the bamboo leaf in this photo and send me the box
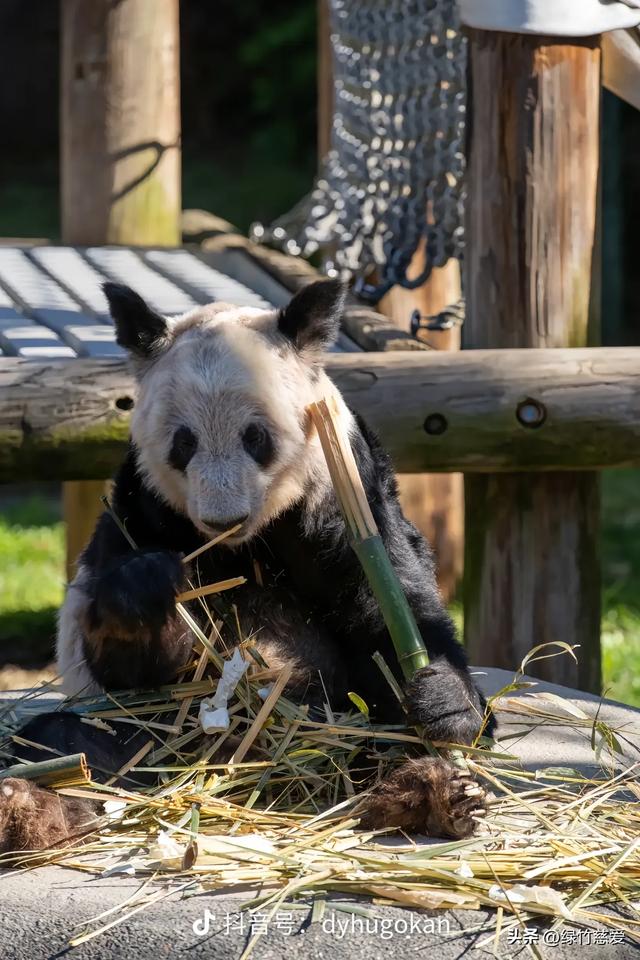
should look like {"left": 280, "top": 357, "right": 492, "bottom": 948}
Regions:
{"left": 347, "top": 692, "right": 370, "bottom": 718}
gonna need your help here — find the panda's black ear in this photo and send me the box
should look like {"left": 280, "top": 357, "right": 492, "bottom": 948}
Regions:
{"left": 277, "top": 280, "right": 346, "bottom": 356}
{"left": 103, "top": 282, "right": 168, "bottom": 358}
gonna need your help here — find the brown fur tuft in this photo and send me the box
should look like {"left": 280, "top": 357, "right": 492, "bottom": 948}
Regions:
{"left": 0, "top": 778, "right": 100, "bottom": 855}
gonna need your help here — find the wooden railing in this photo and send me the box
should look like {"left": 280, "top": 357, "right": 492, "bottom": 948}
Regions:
{"left": 2, "top": 347, "right": 639, "bottom": 481}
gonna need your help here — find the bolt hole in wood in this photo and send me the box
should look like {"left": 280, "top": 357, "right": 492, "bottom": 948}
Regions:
{"left": 423, "top": 413, "right": 448, "bottom": 436}
{"left": 516, "top": 398, "right": 546, "bottom": 429}
{"left": 115, "top": 396, "right": 135, "bottom": 412}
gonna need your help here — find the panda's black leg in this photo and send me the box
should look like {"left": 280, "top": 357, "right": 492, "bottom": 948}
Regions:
{"left": 236, "top": 587, "right": 348, "bottom": 716}
{"left": 81, "top": 549, "right": 194, "bottom": 690}
{"left": 0, "top": 710, "right": 156, "bottom": 855}
{"left": 11, "top": 712, "right": 157, "bottom": 787}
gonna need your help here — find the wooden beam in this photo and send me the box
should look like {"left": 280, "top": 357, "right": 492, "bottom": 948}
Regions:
{"left": 2, "top": 348, "right": 640, "bottom": 481}
{"left": 463, "top": 30, "right": 602, "bottom": 692}
{"left": 59, "top": 0, "right": 180, "bottom": 577}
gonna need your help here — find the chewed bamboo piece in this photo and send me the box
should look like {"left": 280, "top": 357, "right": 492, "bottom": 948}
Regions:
{"left": 307, "top": 397, "right": 429, "bottom": 680}
{"left": 0, "top": 752, "right": 91, "bottom": 788}
{"left": 182, "top": 524, "right": 243, "bottom": 564}
{"left": 100, "top": 495, "right": 243, "bottom": 568}
{"left": 176, "top": 578, "right": 245, "bottom": 603}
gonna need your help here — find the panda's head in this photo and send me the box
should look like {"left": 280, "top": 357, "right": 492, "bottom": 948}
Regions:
{"left": 104, "top": 280, "right": 349, "bottom": 545}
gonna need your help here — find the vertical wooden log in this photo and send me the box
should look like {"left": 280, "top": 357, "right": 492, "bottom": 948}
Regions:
{"left": 464, "top": 30, "right": 602, "bottom": 692}
{"left": 379, "top": 248, "right": 464, "bottom": 601}
{"left": 61, "top": 0, "right": 181, "bottom": 246}
{"left": 60, "top": 0, "right": 181, "bottom": 578}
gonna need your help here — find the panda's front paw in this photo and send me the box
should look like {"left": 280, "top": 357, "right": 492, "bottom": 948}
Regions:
{"left": 83, "top": 550, "right": 192, "bottom": 690}
{"left": 360, "top": 757, "right": 488, "bottom": 839}
{"left": 89, "top": 549, "right": 186, "bottom": 636}
{"left": 405, "top": 658, "right": 495, "bottom": 745}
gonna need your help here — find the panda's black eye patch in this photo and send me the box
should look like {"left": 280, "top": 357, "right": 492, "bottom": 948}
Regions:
{"left": 242, "top": 422, "right": 274, "bottom": 467}
{"left": 169, "top": 426, "right": 198, "bottom": 472}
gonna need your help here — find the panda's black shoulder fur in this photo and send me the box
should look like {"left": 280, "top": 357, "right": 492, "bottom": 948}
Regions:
{"left": 82, "top": 446, "right": 203, "bottom": 571}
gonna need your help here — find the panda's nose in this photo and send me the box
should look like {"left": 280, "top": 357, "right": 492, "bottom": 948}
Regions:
{"left": 201, "top": 514, "right": 249, "bottom": 533}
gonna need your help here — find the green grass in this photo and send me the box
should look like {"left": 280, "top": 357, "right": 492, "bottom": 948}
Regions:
{"left": 601, "top": 469, "right": 640, "bottom": 705}
{"left": 0, "top": 496, "right": 64, "bottom": 665}
{"left": 601, "top": 607, "right": 640, "bottom": 705}
{"left": 0, "top": 474, "right": 639, "bottom": 704}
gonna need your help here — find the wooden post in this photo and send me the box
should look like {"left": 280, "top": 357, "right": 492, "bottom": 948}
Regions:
{"left": 379, "top": 249, "right": 464, "bottom": 602}
{"left": 463, "top": 30, "right": 602, "bottom": 692}
{"left": 60, "top": 0, "right": 181, "bottom": 578}
{"left": 60, "top": 0, "right": 181, "bottom": 247}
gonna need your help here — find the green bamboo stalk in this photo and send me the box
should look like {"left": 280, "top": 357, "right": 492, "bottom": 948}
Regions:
{"left": 0, "top": 752, "right": 91, "bottom": 787}
{"left": 352, "top": 537, "right": 429, "bottom": 681}
{"left": 308, "top": 399, "right": 430, "bottom": 683}
{"left": 307, "top": 399, "right": 481, "bottom": 776}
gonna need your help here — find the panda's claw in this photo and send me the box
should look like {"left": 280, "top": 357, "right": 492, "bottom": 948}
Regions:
{"left": 359, "top": 756, "right": 488, "bottom": 839}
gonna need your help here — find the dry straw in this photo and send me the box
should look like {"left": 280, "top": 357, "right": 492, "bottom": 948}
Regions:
{"left": 2, "top": 644, "right": 639, "bottom": 955}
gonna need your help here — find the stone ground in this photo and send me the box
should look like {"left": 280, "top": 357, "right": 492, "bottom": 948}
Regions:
{"left": 1, "top": 668, "right": 639, "bottom": 960}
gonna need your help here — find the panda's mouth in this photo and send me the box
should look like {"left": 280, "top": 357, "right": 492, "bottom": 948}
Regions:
{"left": 196, "top": 519, "right": 251, "bottom": 547}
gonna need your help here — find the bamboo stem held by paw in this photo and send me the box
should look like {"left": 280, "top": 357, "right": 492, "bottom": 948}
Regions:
{"left": 307, "top": 397, "right": 429, "bottom": 681}
{"left": 0, "top": 752, "right": 91, "bottom": 788}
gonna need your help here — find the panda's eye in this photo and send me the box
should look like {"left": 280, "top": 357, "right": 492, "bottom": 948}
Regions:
{"left": 242, "top": 422, "right": 274, "bottom": 467}
{"left": 169, "top": 425, "right": 198, "bottom": 472}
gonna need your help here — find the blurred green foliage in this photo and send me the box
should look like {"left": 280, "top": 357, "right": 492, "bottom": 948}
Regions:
{"left": 601, "top": 470, "right": 640, "bottom": 705}
{"left": 169, "top": 0, "right": 318, "bottom": 231}
{"left": 0, "top": 496, "right": 63, "bottom": 664}
{"left": 0, "top": 0, "right": 318, "bottom": 239}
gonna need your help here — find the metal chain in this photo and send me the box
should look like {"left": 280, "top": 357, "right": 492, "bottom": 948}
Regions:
{"left": 251, "top": 0, "right": 466, "bottom": 302}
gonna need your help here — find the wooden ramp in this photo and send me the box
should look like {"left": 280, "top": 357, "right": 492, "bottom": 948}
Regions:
{"left": 0, "top": 244, "right": 357, "bottom": 358}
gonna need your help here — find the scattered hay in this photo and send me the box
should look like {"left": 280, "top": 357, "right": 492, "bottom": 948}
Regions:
{"left": 1, "top": 634, "right": 639, "bottom": 954}
{"left": 1, "top": 416, "right": 637, "bottom": 953}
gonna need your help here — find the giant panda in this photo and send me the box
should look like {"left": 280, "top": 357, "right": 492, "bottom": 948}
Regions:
{"left": 0, "top": 279, "right": 493, "bottom": 853}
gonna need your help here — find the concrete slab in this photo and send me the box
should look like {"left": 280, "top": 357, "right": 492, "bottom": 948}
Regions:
{"left": 1, "top": 864, "right": 637, "bottom": 960}
{"left": 1, "top": 669, "right": 639, "bottom": 959}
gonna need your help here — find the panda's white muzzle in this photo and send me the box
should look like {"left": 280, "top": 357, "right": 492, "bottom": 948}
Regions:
{"left": 189, "top": 458, "right": 260, "bottom": 541}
